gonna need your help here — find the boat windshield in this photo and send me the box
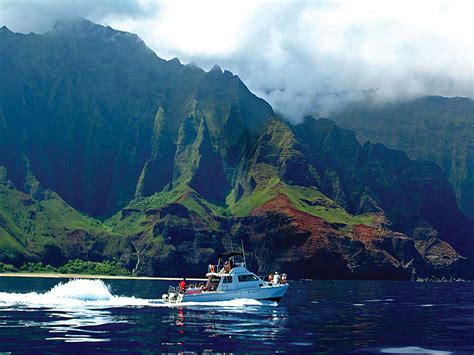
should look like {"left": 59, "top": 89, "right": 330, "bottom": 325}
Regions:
{"left": 238, "top": 274, "right": 259, "bottom": 282}
{"left": 205, "top": 275, "right": 220, "bottom": 291}
{"left": 222, "top": 276, "right": 233, "bottom": 283}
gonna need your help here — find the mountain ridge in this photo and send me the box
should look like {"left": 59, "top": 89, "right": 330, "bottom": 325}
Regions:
{"left": 332, "top": 95, "right": 474, "bottom": 219}
{"left": 0, "top": 19, "right": 473, "bottom": 279}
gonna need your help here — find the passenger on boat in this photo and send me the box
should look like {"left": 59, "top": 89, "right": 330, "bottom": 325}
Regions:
{"left": 273, "top": 272, "right": 281, "bottom": 284}
{"left": 224, "top": 261, "right": 230, "bottom": 273}
{"left": 208, "top": 264, "right": 216, "bottom": 273}
{"left": 179, "top": 278, "right": 186, "bottom": 293}
{"left": 268, "top": 273, "right": 273, "bottom": 283}
{"left": 281, "top": 273, "right": 287, "bottom": 284}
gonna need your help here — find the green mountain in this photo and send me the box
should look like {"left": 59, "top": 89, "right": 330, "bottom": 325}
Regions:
{"left": 332, "top": 96, "right": 474, "bottom": 219}
{"left": 0, "top": 20, "right": 473, "bottom": 279}
{"left": 0, "top": 19, "right": 272, "bottom": 216}
{"left": 0, "top": 177, "right": 127, "bottom": 267}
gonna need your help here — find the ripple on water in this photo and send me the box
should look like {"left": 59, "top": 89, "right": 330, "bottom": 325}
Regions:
{"left": 1, "top": 278, "right": 474, "bottom": 353}
{"left": 380, "top": 346, "right": 452, "bottom": 354}
{"left": 289, "top": 342, "right": 314, "bottom": 347}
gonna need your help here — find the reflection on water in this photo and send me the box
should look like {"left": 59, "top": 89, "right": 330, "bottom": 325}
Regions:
{"left": 0, "top": 306, "right": 118, "bottom": 343}
{"left": 44, "top": 309, "right": 116, "bottom": 343}
{"left": 0, "top": 278, "right": 473, "bottom": 352}
{"left": 165, "top": 304, "right": 288, "bottom": 341}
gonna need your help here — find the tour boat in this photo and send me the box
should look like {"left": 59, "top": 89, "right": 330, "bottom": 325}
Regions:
{"left": 162, "top": 252, "right": 289, "bottom": 304}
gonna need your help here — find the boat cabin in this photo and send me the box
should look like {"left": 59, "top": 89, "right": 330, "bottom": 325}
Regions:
{"left": 204, "top": 252, "right": 266, "bottom": 292}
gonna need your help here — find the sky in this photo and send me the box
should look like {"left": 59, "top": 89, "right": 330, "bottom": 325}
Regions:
{"left": 1, "top": 0, "right": 473, "bottom": 122}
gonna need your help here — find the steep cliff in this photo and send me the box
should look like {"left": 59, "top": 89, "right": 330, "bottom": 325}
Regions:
{"left": 0, "top": 20, "right": 473, "bottom": 279}
{"left": 332, "top": 96, "right": 474, "bottom": 219}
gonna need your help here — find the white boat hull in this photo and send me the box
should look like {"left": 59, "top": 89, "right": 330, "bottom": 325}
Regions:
{"left": 175, "top": 284, "right": 289, "bottom": 303}
{"left": 162, "top": 260, "right": 289, "bottom": 304}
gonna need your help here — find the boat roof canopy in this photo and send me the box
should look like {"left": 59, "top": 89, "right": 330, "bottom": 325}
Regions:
{"left": 218, "top": 251, "right": 243, "bottom": 259}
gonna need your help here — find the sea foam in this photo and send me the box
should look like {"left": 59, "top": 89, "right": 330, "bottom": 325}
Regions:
{"left": 0, "top": 279, "right": 151, "bottom": 309}
{"left": 0, "top": 279, "right": 276, "bottom": 309}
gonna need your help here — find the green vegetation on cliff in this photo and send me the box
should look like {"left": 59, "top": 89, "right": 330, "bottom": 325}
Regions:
{"left": 332, "top": 96, "right": 474, "bottom": 219}
{"left": 228, "top": 174, "right": 374, "bottom": 226}
{"left": 0, "top": 20, "right": 473, "bottom": 279}
{"left": 0, "top": 182, "right": 124, "bottom": 267}
{"left": 0, "top": 259, "right": 129, "bottom": 276}
{"left": 0, "top": 19, "right": 272, "bottom": 217}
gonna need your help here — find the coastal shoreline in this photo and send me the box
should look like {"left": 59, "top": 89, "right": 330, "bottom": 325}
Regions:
{"left": 0, "top": 273, "right": 207, "bottom": 282}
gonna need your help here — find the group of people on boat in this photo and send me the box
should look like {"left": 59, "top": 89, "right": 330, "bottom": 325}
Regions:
{"left": 208, "top": 260, "right": 234, "bottom": 274}
{"left": 177, "top": 260, "right": 236, "bottom": 294}
{"left": 177, "top": 276, "right": 220, "bottom": 294}
{"left": 178, "top": 278, "right": 209, "bottom": 294}
{"left": 176, "top": 258, "right": 288, "bottom": 295}
{"left": 267, "top": 272, "right": 287, "bottom": 284}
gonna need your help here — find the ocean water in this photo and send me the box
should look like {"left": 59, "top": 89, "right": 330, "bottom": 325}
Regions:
{"left": 0, "top": 277, "right": 473, "bottom": 353}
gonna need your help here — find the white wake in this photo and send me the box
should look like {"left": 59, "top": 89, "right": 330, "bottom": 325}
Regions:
{"left": 0, "top": 279, "right": 276, "bottom": 309}
{"left": 0, "top": 279, "right": 152, "bottom": 308}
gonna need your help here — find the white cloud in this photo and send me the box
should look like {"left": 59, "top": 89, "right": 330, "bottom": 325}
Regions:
{"left": 1, "top": 0, "right": 473, "bottom": 121}
{"left": 0, "top": 0, "right": 156, "bottom": 33}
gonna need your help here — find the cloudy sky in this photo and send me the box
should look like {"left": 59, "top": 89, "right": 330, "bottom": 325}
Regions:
{"left": 1, "top": 0, "right": 473, "bottom": 121}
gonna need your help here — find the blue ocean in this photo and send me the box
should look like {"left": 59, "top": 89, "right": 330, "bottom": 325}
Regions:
{"left": 0, "top": 277, "right": 473, "bottom": 353}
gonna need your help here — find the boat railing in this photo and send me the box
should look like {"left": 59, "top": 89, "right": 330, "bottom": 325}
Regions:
{"left": 215, "top": 260, "right": 245, "bottom": 274}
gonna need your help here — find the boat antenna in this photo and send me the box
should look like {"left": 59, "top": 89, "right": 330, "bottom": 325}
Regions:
{"left": 241, "top": 239, "right": 246, "bottom": 267}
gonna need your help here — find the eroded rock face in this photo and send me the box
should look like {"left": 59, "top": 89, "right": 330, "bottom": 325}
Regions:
{"left": 332, "top": 96, "right": 474, "bottom": 219}
{"left": 115, "top": 191, "right": 468, "bottom": 280}
{"left": 240, "top": 194, "right": 466, "bottom": 280}
{"left": 1, "top": 20, "right": 473, "bottom": 279}
{"left": 0, "top": 19, "right": 273, "bottom": 216}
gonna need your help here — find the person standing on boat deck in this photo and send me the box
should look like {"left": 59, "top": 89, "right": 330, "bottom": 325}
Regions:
{"left": 281, "top": 273, "right": 287, "bottom": 284}
{"left": 273, "top": 272, "right": 281, "bottom": 284}
{"left": 268, "top": 273, "right": 273, "bottom": 283}
{"left": 179, "top": 278, "right": 186, "bottom": 293}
